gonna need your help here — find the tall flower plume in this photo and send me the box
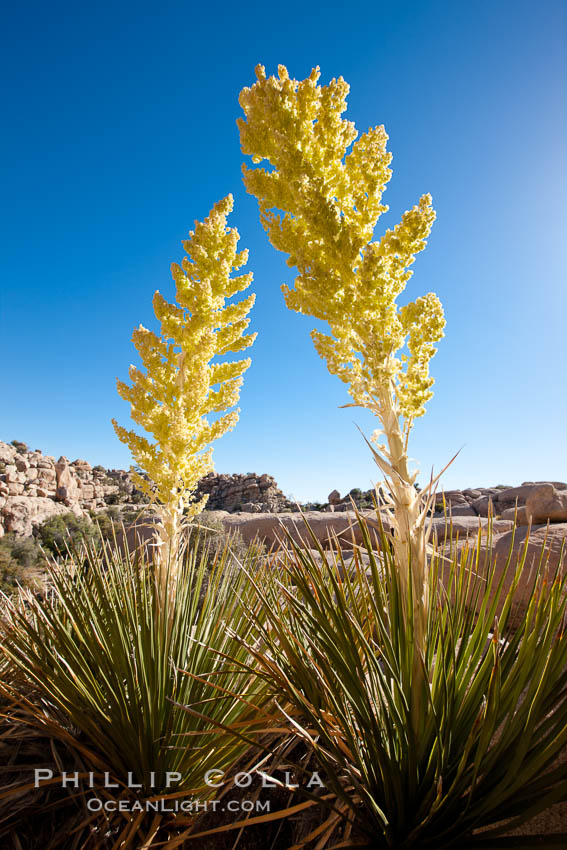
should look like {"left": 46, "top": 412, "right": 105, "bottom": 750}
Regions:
{"left": 238, "top": 64, "right": 445, "bottom": 689}
{"left": 113, "top": 195, "right": 255, "bottom": 582}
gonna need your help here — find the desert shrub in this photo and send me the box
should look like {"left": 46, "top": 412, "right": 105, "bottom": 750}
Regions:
{"left": 104, "top": 491, "right": 123, "bottom": 506}
{"left": 190, "top": 511, "right": 227, "bottom": 554}
{"left": 0, "top": 568, "right": 20, "bottom": 598}
{"left": 87, "top": 506, "right": 121, "bottom": 538}
{"left": 0, "top": 545, "right": 25, "bottom": 596}
{"left": 35, "top": 512, "right": 97, "bottom": 556}
{"left": 102, "top": 474, "right": 147, "bottom": 506}
{"left": 304, "top": 502, "right": 328, "bottom": 512}
{"left": 10, "top": 440, "right": 28, "bottom": 451}
{"left": 3, "top": 534, "right": 42, "bottom": 569}
{"left": 0, "top": 534, "right": 42, "bottom": 569}
{"left": 82, "top": 507, "right": 151, "bottom": 552}
{"left": 0, "top": 535, "right": 45, "bottom": 596}
{"left": 85, "top": 508, "right": 253, "bottom": 571}
{"left": 119, "top": 505, "right": 146, "bottom": 526}
{"left": 338, "top": 489, "right": 374, "bottom": 510}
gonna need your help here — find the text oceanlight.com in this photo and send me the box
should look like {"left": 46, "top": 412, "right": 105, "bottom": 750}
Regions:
{"left": 86, "top": 798, "right": 271, "bottom": 813}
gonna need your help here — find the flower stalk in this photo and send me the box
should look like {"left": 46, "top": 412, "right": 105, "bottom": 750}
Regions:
{"left": 238, "top": 64, "right": 444, "bottom": 688}
{"left": 113, "top": 195, "right": 256, "bottom": 598}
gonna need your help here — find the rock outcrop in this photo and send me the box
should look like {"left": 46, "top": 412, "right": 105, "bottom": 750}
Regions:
{"left": 120, "top": 509, "right": 567, "bottom": 625}
{"left": 325, "top": 482, "right": 567, "bottom": 524}
{"left": 0, "top": 440, "right": 292, "bottom": 537}
{"left": 439, "top": 522, "right": 567, "bottom": 626}
{"left": 0, "top": 496, "right": 81, "bottom": 538}
{"left": 195, "top": 472, "right": 292, "bottom": 514}
{"left": 525, "top": 484, "right": 567, "bottom": 525}
{"left": 0, "top": 442, "right": 116, "bottom": 536}
{"left": 206, "top": 512, "right": 515, "bottom": 549}
{"left": 1, "top": 439, "right": 566, "bottom": 540}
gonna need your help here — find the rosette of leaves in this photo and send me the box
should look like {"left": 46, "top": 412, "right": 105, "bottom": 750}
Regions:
{"left": 0, "top": 532, "right": 271, "bottom": 848}
{"left": 227, "top": 515, "right": 567, "bottom": 847}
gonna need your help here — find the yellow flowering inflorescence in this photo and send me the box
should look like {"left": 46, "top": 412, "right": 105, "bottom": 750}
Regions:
{"left": 238, "top": 64, "right": 445, "bottom": 425}
{"left": 239, "top": 66, "right": 446, "bottom": 679}
{"left": 112, "top": 195, "right": 255, "bottom": 556}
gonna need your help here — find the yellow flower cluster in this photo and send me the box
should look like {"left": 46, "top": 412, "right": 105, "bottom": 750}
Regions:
{"left": 238, "top": 65, "right": 445, "bottom": 423}
{"left": 112, "top": 195, "right": 255, "bottom": 524}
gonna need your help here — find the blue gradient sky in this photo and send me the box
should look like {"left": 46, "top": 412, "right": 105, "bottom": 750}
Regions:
{"left": 1, "top": 0, "right": 565, "bottom": 502}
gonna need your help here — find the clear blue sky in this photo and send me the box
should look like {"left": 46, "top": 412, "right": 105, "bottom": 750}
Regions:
{"left": 1, "top": 0, "right": 565, "bottom": 502}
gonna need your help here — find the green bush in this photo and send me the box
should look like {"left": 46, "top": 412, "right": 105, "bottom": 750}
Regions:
{"left": 305, "top": 502, "right": 323, "bottom": 511}
{"left": 35, "top": 513, "right": 97, "bottom": 556}
{"left": 10, "top": 440, "right": 28, "bottom": 451}
{"left": 86, "top": 506, "right": 120, "bottom": 539}
{"left": 86, "top": 506, "right": 150, "bottom": 550}
{"left": 341, "top": 488, "right": 375, "bottom": 510}
{"left": 104, "top": 491, "right": 122, "bottom": 505}
{"left": 5, "top": 535, "right": 42, "bottom": 569}
{"left": 0, "top": 534, "right": 44, "bottom": 596}
{"left": 0, "top": 546, "right": 25, "bottom": 596}
{"left": 105, "top": 488, "right": 146, "bottom": 506}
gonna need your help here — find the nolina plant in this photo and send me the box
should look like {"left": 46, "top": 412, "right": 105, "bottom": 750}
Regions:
{"left": 238, "top": 65, "right": 445, "bottom": 673}
{"left": 0, "top": 198, "right": 270, "bottom": 848}
{"left": 113, "top": 195, "right": 255, "bottom": 593}
{"left": 230, "top": 66, "right": 567, "bottom": 846}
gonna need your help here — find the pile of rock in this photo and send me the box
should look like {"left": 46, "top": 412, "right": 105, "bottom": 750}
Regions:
{"left": 208, "top": 495, "right": 567, "bottom": 625}
{"left": 2, "top": 438, "right": 566, "bottom": 544}
{"left": 325, "top": 483, "right": 567, "bottom": 526}
{"left": 195, "top": 471, "right": 292, "bottom": 513}
{"left": 0, "top": 440, "right": 293, "bottom": 537}
{"left": 0, "top": 441, "right": 116, "bottom": 506}
{"left": 0, "top": 441, "right": 129, "bottom": 537}
{"left": 431, "top": 483, "right": 567, "bottom": 525}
